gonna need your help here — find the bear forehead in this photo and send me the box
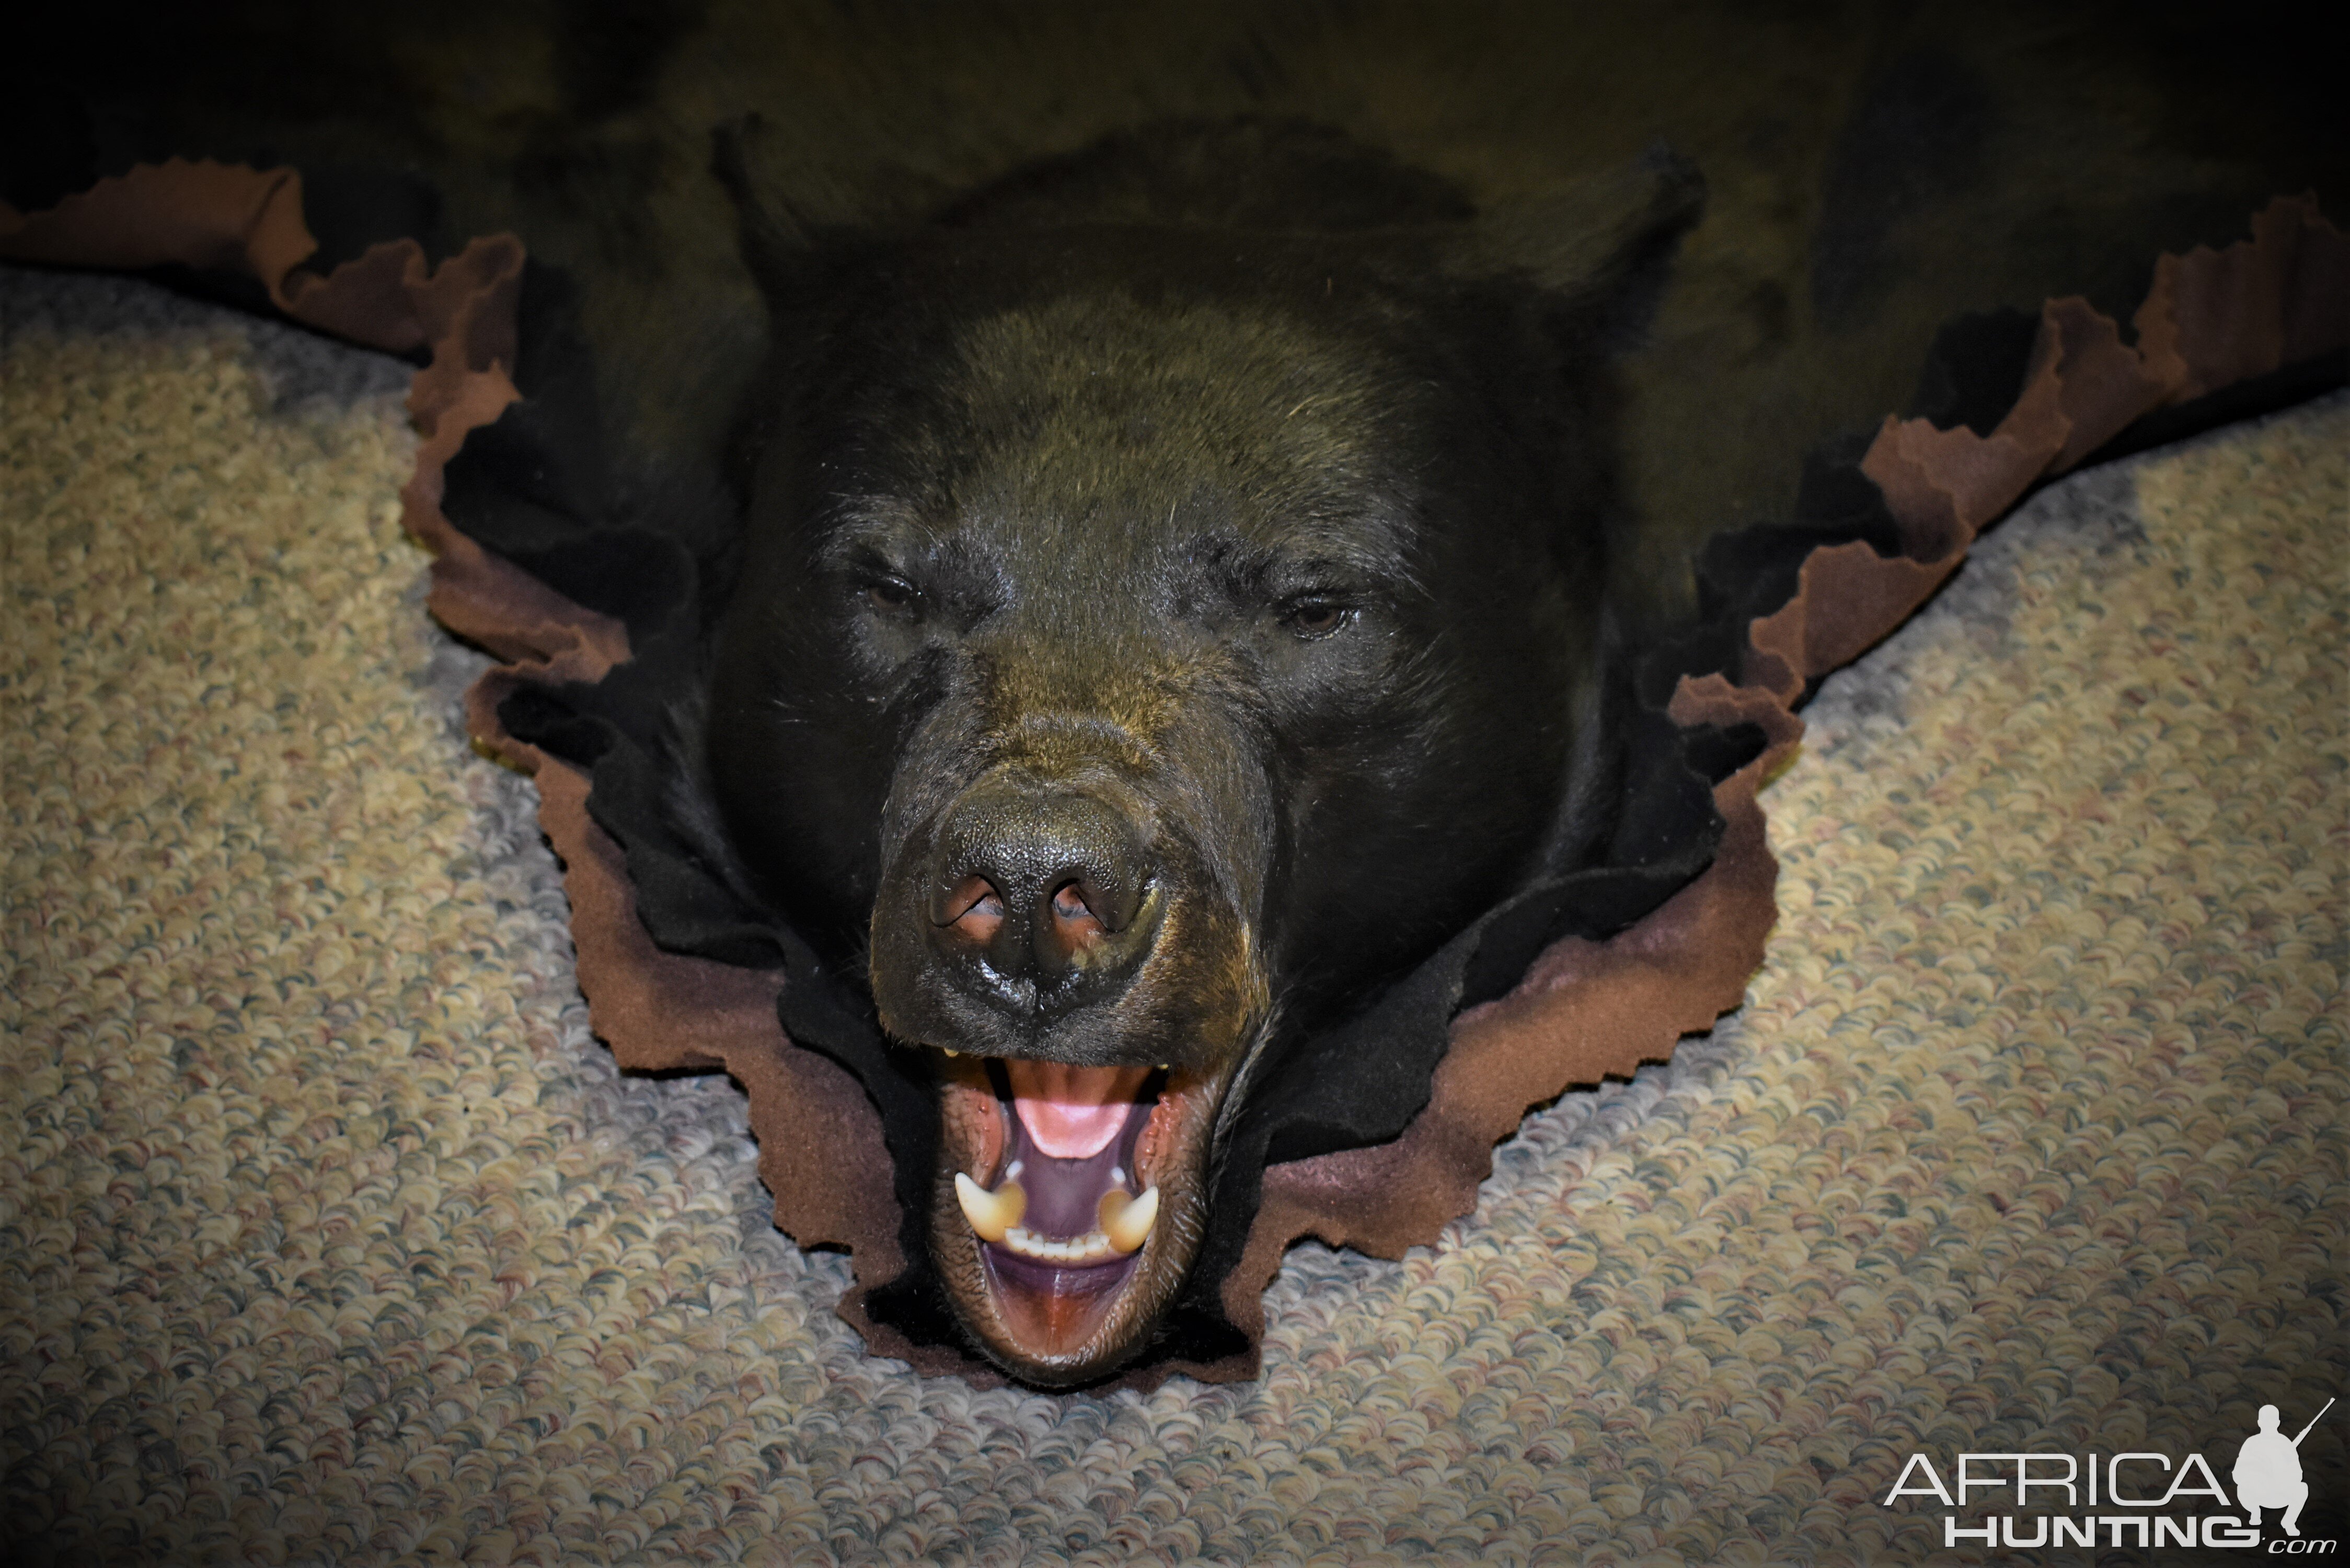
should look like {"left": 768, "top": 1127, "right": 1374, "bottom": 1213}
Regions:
{"left": 817, "top": 284, "right": 1457, "bottom": 590}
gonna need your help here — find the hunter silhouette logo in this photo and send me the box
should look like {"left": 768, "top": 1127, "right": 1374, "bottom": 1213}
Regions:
{"left": 2237, "top": 1400, "right": 2333, "bottom": 1540}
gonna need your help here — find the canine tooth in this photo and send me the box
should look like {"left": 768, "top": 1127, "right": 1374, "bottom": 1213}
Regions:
{"left": 955, "top": 1173, "right": 1026, "bottom": 1243}
{"left": 1006, "top": 1160, "right": 1024, "bottom": 1181}
{"left": 1101, "top": 1185, "right": 1159, "bottom": 1253}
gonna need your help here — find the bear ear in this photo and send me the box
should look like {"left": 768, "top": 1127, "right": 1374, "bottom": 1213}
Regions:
{"left": 1466, "top": 143, "right": 1707, "bottom": 352}
{"left": 711, "top": 113, "right": 949, "bottom": 300}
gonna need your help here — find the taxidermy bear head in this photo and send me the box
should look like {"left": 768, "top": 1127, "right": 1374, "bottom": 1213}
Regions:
{"left": 699, "top": 119, "right": 1701, "bottom": 1386}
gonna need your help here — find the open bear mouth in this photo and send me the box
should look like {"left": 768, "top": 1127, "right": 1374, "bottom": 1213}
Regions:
{"left": 930, "top": 1050, "right": 1230, "bottom": 1384}
{"left": 964, "top": 1061, "right": 1159, "bottom": 1343}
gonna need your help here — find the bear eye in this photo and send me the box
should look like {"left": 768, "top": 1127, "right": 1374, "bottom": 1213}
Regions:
{"left": 1279, "top": 595, "right": 1353, "bottom": 639}
{"left": 862, "top": 576, "right": 921, "bottom": 618}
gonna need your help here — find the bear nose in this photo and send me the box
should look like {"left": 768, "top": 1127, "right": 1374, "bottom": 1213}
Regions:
{"left": 928, "top": 782, "right": 1159, "bottom": 1002}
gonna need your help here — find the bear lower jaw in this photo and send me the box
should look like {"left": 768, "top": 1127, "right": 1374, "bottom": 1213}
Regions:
{"left": 930, "top": 1051, "right": 1231, "bottom": 1386}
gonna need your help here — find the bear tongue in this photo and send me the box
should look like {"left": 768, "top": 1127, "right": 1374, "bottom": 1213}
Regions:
{"left": 1005, "top": 1059, "right": 1153, "bottom": 1159}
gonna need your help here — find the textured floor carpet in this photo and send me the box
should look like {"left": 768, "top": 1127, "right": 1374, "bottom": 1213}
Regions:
{"left": 2, "top": 268, "right": 2343, "bottom": 1566}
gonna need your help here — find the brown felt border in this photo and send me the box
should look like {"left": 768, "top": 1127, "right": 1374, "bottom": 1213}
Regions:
{"left": 8, "top": 167, "right": 2342, "bottom": 1390}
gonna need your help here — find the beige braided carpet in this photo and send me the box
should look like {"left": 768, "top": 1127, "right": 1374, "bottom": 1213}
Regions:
{"left": 3, "top": 268, "right": 2343, "bottom": 1566}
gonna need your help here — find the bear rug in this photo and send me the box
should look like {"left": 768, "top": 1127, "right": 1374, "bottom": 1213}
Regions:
{"left": 1, "top": 267, "right": 2343, "bottom": 1563}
